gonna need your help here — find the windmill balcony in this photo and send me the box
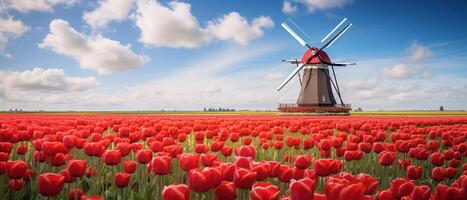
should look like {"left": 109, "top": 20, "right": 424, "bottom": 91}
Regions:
{"left": 278, "top": 103, "right": 352, "bottom": 113}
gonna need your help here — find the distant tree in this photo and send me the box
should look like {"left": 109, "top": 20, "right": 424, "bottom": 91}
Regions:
{"left": 440, "top": 106, "right": 445, "bottom": 111}
{"left": 203, "top": 107, "right": 206, "bottom": 112}
{"left": 356, "top": 107, "right": 363, "bottom": 112}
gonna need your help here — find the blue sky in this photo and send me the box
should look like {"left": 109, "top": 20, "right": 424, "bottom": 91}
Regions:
{"left": 0, "top": 0, "right": 466, "bottom": 111}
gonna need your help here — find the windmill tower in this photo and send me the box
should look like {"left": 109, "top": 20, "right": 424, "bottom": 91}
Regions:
{"left": 278, "top": 18, "right": 355, "bottom": 115}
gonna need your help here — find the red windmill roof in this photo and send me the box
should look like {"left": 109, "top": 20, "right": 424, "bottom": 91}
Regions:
{"left": 300, "top": 48, "right": 331, "bottom": 64}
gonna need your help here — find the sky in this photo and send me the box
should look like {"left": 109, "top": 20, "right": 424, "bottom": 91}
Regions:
{"left": 0, "top": 0, "right": 466, "bottom": 111}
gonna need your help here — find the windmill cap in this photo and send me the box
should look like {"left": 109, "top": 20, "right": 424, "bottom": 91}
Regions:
{"left": 301, "top": 48, "right": 331, "bottom": 64}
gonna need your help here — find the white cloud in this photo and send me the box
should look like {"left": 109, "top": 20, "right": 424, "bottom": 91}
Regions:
{"left": 407, "top": 42, "right": 434, "bottom": 63}
{"left": 134, "top": 0, "right": 273, "bottom": 48}
{"left": 282, "top": 1, "right": 298, "bottom": 14}
{"left": 5, "top": 0, "right": 75, "bottom": 13}
{"left": 0, "top": 68, "right": 96, "bottom": 99}
{"left": 302, "top": 0, "right": 351, "bottom": 11}
{"left": 381, "top": 42, "right": 433, "bottom": 80}
{"left": 39, "top": 19, "right": 146, "bottom": 74}
{"left": 135, "top": 0, "right": 209, "bottom": 48}
{"left": 207, "top": 12, "right": 274, "bottom": 45}
{"left": 382, "top": 64, "right": 412, "bottom": 79}
{"left": 0, "top": 16, "right": 29, "bottom": 55}
{"left": 83, "top": 0, "right": 134, "bottom": 30}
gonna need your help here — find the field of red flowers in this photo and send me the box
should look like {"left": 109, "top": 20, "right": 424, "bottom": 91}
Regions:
{"left": 0, "top": 114, "right": 466, "bottom": 200}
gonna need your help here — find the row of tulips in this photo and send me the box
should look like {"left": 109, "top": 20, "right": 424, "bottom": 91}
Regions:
{"left": 0, "top": 114, "right": 466, "bottom": 200}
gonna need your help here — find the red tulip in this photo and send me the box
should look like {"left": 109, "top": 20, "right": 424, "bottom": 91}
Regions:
{"left": 294, "top": 155, "right": 311, "bottom": 169}
{"left": 200, "top": 153, "right": 218, "bottom": 167}
{"left": 430, "top": 152, "right": 445, "bottom": 166}
{"left": 377, "top": 190, "right": 394, "bottom": 200}
{"left": 34, "top": 151, "right": 46, "bottom": 162}
{"left": 378, "top": 151, "right": 396, "bottom": 166}
{"left": 390, "top": 178, "right": 414, "bottom": 199}
{"left": 149, "top": 156, "right": 172, "bottom": 175}
{"left": 0, "top": 142, "right": 13, "bottom": 153}
{"left": 23, "top": 169, "right": 35, "bottom": 182}
{"left": 235, "top": 146, "right": 256, "bottom": 158}
{"left": 233, "top": 168, "right": 257, "bottom": 189}
{"left": 436, "top": 184, "right": 464, "bottom": 200}
{"left": 189, "top": 167, "right": 222, "bottom": 192}
{"left": 431, "top": 167, "right": 445, "bottom": 181}
{"left": 326, "top": 182, "right": 365, "bottom": 200}
{"left": 177, "top": 153, "right": 199, "bottom": 171}
{"left": 445, "top": 167, "right": 457, "bottom": 179}
{"left": 67, "top": 160, "right": 86, "bottom": 177}
{"left": 250, "top": 182, "right": 280, "bottom": 200}
{"left": 102, "top": 150, "right": 121, "bottom": 166}
{"left": 220, "top": 163, "right": 236, "bottom": 181}
{"left": 278, "top": 165, "right": 293, "bottom": 183}
{"left": 215, "top": 181, "right": 237, "bottom": 200}
{"left": 6, "top": 160, "right": 28, "bottom": 179}
{"left": 136, "top": 149, "right": 152, "bottom": 164}
{"left": 313, "top": 159, "right": 342, "bottom": 176}
{"left": 49, "top": 153, "right": 66, "bottom": 167}
{"left": 398, "top": 158, "right": 412, "bottom": 169}
{"left": 16, "top": 144, "right": 28, "bottom": 155}
{"left": 60, "top": 169, "right": 76, "bottom": 183}
{"left": 0, "top": 152, "right": 9, "bottom": 161}
{"left": 355, "top": 173, "right": 379, "bottom": 195}
{"left": 114, "top": 172, "right": 131, "bottom": 188}
{"left": 69, "top": 188, "right": 84, "bottom": 200}
{"left": 344, "top": 150, "right": 363, "bottom": 161}
{"left": 221, "top": 146, "right": 233, "bottom": 156}
{"left": 162, "top": 184, "right": 189, "bottom": 200}
{"left": 38, "top": 173, "right": 65, "bottom": 197}
{"left": 116, "top": 142, "right": 132, "bottom": 157}
{"left": 406, "top": 165, "right": 422, "bottom": 180}
{"left": 9, "top": 179, "right": 25, "bottom": 191}
{"left": 235, "top": 156, "right": 253, "bottom": 169}
{"left": 290, "top": 177, "right": 315, "bottom": 200}
{"left": 123, "top": 160, "right": 137, "bottom": 174}
{"left": 411, "top": 185, "right": 431, "bottom": 200}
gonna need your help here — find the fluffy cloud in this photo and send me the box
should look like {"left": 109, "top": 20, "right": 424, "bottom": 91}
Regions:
{"left": 83, "top": 0, "right": 134, "bottom": 30}
{"left": 39, "top": 19, "right": 146, "bottom": 74}
{"left": 0, "top": 17, "right": 29, "bottom": 55}
{"left": 283, "top": 0, "right": 351, "bottom": 13}
{"left": 282, "top": 1, "right": 298, "bottom": 14}
{"left": 302, "top": 0, "right": 352, "bottom": 11}
{"left": 207, "top": 12, "right": 273, "bottom": 45}
{"left": 381, "top": 42, "right": 433, "bottom": 79}
{"left": 134, "top": 0, "right": 273, "bottom": 48}
{"left": 407, "top": 42, "right": 434, "bottom": 63}
{"left": 0, "top": 68, "right": 96, "bottom": 98}
{"left": 134, "top": 0, "right": 209, "bottom": 48}
{"left": 382, "top": 64, "right": 412, "bottom": 79}
{"left": 5, "top": 0, "right": 75, "bottom": 13}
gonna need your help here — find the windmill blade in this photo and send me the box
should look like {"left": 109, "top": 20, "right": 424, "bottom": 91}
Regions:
{"left": 281, "top": 23, "right": 307, "bottom": 47}
{"left": 323, "top": 62, "right": 356, "bottom": 66}
{"left": 321, "top": 18, "right": 347, "bottom": 43}
{"left": 287, "top": 18, "right": 313, "bottom": 43}
{"left": 276, "top": 62, "right": 306, "bottom": 91}
{"left": 326, "top": 23, "right": 352, "bottom": 49}
{"left": 317, "top": 23, "right": 352, "bottom": 52}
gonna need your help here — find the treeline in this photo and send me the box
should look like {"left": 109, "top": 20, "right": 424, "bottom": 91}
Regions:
{"left": 203, "top": 107, "right": 236, "bottom": 112}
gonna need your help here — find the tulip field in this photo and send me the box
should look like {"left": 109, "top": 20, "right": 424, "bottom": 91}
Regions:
{"left": 0, "top": 114, "right": 466, "bottom": 200}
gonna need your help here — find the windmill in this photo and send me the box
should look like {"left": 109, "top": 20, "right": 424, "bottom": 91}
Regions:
{"left": 277, "top": 18, "right": 355, "bottom": 115}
